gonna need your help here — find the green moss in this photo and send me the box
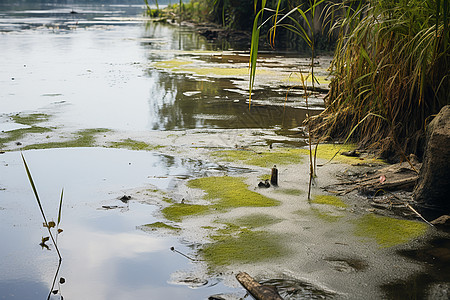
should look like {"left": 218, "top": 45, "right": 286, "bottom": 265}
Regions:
{"left": 161, "top": 203, "right": 210, "bottom": 222}
{"left": 142, "top": 222, "right": 180, "bottom": 231}
{"left": 22, "top": 128, "right": 110, "bottom": 150}
{"left": 201, "top": 230, "right": 288, "bottom": 266}
{"left": 354, "top": 214, "right": 428, "bottom": 248}
{"left": 187, "top": 176, "right": 279, "bottom": 209}
{"left": 109, "top": 138, "right": 164, "bottom": 151}
{"left": 274, "top": 188, "right": 304, "bottom": 196}
{"left": 211, "top": 148, "right": 304, "bottom": 168}
{"left": 10, "top": 113, "right": 50, "bottom": 125}
{"left": 312, "top": 195, "right": 348, "bottom": 208}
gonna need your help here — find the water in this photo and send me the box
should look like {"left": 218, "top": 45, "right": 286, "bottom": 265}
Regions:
{"left": 2, "top": 2, "right": 448, "bottom": 300}
{"left": 0, "top": 148, "right": 245, "bottom": 299}
{"left": 0, "top": 2, "right": 257, "bottom": 299}
{"left": 0, "top": 0, "right": 317, "bottom": 133}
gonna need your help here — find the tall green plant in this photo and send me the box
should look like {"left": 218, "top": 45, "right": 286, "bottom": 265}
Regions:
{"left": 249, "top": 0, "right": 325, "bottom": 199}
{"left": 22, "top": 153, "right": 65, "bottom": 299}
{"left": 320, "top": 0, "right": 449, "bottom": 158}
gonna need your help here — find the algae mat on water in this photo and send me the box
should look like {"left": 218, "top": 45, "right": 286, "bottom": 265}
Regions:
{"left": 354, "top": 214, "right": 428, "bottom": 248}
{"left": 187, "top": 176, "right": 280, "bottom": 209}
{"left": 201, "top": 230, "right": 288, "bottom": 266}
{"left": 210, "top": 144, "right": 380, "bottom": 168}
{"left": 161, "top": 177, "right": 279, "bottom": 222}
{"left": 210, "top": 148, "right": 304, "bottom": 168}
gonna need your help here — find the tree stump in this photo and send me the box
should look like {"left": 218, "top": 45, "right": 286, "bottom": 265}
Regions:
{"left": 414, "top": 105, "right": 450, "bottom": 216}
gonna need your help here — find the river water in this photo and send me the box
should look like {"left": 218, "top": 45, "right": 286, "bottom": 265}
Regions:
{"left": 1, "top": 1, "right": 449, "bottom": 300}
{"left": 0, "top": 1, "right": 315, "bottom": 299}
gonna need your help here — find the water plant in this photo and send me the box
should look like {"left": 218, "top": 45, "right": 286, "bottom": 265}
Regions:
{"left": 250, "top": 0, "right": 326, "bottom": 198}
{"left": 21, "top": 153, "right": 65, "bottom": 299}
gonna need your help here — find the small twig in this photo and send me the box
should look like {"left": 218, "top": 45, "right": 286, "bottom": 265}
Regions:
{"left": 170, "top": 247, "right": 200, "bottom": 261}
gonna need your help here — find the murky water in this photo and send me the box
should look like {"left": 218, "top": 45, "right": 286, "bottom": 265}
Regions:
{"left": 2, "top": 2, "right": 449, "bottom": 300}
{"left": 0, "top": 148, "right": 248, "bottom": 299}
{"left": 0, "top": 1, "right": 254, "bottom": 299}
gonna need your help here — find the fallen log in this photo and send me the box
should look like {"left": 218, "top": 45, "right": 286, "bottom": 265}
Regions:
{"left": 236, "top": 272, "right": 283, "bottom": 300}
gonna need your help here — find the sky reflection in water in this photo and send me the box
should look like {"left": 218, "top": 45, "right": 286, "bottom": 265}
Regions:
{"left": 0, "top": 148, "right": 240, "bottom": 299}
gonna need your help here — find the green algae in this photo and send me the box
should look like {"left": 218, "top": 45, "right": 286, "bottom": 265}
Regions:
{"left": 295, "top": 208, "right": 343, "bottom": 223}
{"left": 201, "top": 230, "right": 288, "bottom": 266}
{"left": 183, "top": 67, "right": 277, "bottom": 78}
{"left": 22, "top": 128, "right": 110, "bottom": 150}
{"left": 312, "top": 195, "right": 348, "bottom": 208}
{"left": 233, "top": 214, "right": 283, "bottom": 228}
{"left": 187, "top": 176, "right": 280, "bottom": 209}
{"left": 153, "top": 58, "right": 278, "bottom": 78}
{"left": 10, "top": 113, "right": 50, "bottom": 125}
{"left": 0, "top": 126, "right": 52, "bottom": 149}
{"left": 153, "top": 59, "right": 193, "bottom": 69}
{"left": 211, "top": 148, "right": 304, "bottom": 168}
{"left": 142, "top": 222, "right": 180, "bottom": 231}
{"left": 286, "top": 74, "right": 331, "bottom": 85}
{"left": 109, "top": 138, "right": 164, "bottom": 151}
{"left": 275, "top": 188, "right": 304, "bottom": 196}
{"left": 311, "top": 208, "right": 344, "bottom": 222}
{"left": 354, "top": 214, "right": 428, "bottom": 248}
{"left": 299, "top": 144, "right": 385, "bottom": 164}
{"left": 161, "top": 203, "right": 210, "bottom": 222}
{"left": 257, "top": 174, "right": 271, "bottom": 181}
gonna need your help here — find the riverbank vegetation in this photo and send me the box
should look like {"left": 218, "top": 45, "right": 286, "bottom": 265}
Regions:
{"left": 249, "top": 0, "right": 449, "bottom": 160}
{"left": 165, "top": 0, "right": 449, "bottom": 161}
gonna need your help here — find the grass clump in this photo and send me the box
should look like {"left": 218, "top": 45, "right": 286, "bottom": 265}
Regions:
{"left": 354, "top": 214, "right": 428, "bottom": 248}
{"left": 22, "top": 128, "right": 110, "bottom": 150}
{"left": 211, "top": 148, "right": 303, "bottom": 168}
{"left": 201, "top": 230, "right": 288, "bottom": 266}
{"left": 312, "top": 195, "right": 348, "bottom": 208}
{"left": 109, "top": 138, "right": 163, "bottom": 151}
{"left": 187, "top": 176, "right": 279, "bottom": 209}
{"left": 161, "top": 203, "right": 210, "bottom": 222}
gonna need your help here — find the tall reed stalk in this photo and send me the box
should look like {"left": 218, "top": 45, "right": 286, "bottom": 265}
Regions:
{"left": 250, "top": 0, "right": 324, "bottom": 198}
{"left": 318, "top": 0, "right": 449, "bottom": 158}
{"left": 21, "top": 153, "right": 63, "bottom": 261}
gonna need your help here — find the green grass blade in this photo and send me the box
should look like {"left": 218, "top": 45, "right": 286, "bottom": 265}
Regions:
{"left": 57, "top": 188, "right": 64, "bottom": 226}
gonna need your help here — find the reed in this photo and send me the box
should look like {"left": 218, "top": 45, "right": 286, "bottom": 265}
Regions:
{"left": 250, "top": 0, "right": 324, "bottom": 198}
{"left": 21, "top": 153, "right": 65, "bottom": 299}
{"left": 318, "top": 0, "right": 450, "bottom": 159}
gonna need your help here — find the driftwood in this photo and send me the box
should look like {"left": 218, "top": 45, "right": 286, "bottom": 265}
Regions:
{"left": 325, "top": 159, "right": 421, "bottom": 196}
{"left": 236, "top": 272, "right": 283, "bottom": 300}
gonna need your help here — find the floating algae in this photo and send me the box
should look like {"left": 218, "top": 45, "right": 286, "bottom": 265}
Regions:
{"left": 187, "top": 176, "right": 279, "bottom": 209}
{"left": 354, "top": 214, "right": 428, "bottom": 248}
